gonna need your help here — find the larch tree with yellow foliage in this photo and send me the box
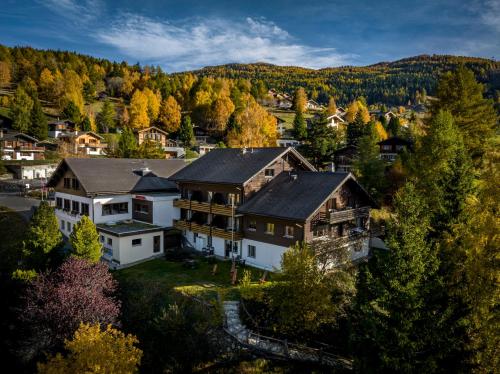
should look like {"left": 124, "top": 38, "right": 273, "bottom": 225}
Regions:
{"left": 37, "top": 323, "right": 142, "bottom": 374}
{"left": 327, "top": 96, "right": 337, "bottom": 116}
{"left": 143, "top": 87, "right": 161, "bottom": 122}
{"left": 293, "top": 87, "right": 307, "bottom": 113}
{"left": 227, "top": 95, "right": 277, "bottom": 147}
{"left": 62, "top": 70, "right": 84, "bottom": 112}
{"left": 129, "top": 90, "right": 150, "bottom": 129}
{"left": 158, "top": 96, "right": 182, "bottom": 133}
{"left": 0, "top": 60, "right": 12, "bottom": 87}
{"left": 209, "top": 94, "right": 235, "bottom": 132}
{"left": 374, "top": 121, "right": 388, "bottom": 141}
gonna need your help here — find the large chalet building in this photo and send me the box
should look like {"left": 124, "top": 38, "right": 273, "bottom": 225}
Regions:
{"left": 58, "top": 131, "right": 107, "bottom": 156}
{"left": 48, "top": 147, "right": 376, "bottom": 270}
{"left": 169, "top": 147, "right": 375, "bottom": 270}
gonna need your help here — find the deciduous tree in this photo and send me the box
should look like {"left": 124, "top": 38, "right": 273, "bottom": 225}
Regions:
{"left": 293, "top": 87, "right": 307, "bottom": 113}
{"left": 129, "top": 90, "right": 150, "bottom": 129}
{"left": 158, "top": 95, "right": 182, "bottom": 133}
{"left": 37, "top": 323, "right": 142, "bottom": 374}
{"left": 326, "top": 96, "right": 337, "bottom": 116}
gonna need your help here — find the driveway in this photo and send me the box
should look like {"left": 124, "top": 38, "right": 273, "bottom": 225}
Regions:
{"left": 0, "top": 193, "right": 42, "bottom": 221}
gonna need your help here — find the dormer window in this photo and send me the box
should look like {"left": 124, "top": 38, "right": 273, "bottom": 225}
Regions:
{"left": 264, "top": 169, "right": 275, "bottom": 178}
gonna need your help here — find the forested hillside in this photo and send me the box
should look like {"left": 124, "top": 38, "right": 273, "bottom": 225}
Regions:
{"left": 192, "top": 55, "right": 500, "bottom": 105}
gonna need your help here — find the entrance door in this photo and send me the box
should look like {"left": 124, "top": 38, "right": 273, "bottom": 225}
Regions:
{"left": 225, "top": 240, "right": 232, "bottom": 258}
{"left": 153, "top": 235, "right": 161, "bottom": 253}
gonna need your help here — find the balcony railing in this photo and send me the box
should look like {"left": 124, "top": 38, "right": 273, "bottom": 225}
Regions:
{"left": 328, "top": 206, "right": 370, "bottom": 224}
{"left": 173, "top": 219, "right": 243, "bottom": 241}
{"left": 173, "top": 198, "right": 237, "bottom": 216}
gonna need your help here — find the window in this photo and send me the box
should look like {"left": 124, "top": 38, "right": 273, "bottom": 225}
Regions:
{"left": 67, "top": 222, "right": 71, "bottom": 232}
{"left": 228, "top": 193, "right": 240, "bottom": 205}
{"left": 107, "top": 238, "right": 113, "bottom": 246}
{"left": 81, "top": 203, "right": 89, "bottom": 216}
{"left": 264, "top": 168, "right": 275, "bottom": 177}
{"left": 56, "top": 197, "right": 62, "bottom": 209}
{"left": 60, "top": 220, "right": 65, "bottom": 230}
{"left": 71, "top": 178, "right": 79, "bottom": 190}
{"left": 248, "top": 219, "right": 257, "bottom": 231}
{"left": 63, "top": 199, "right": 70, "bottom": 211}
{"left": 100, "top": 235, "right": 105, "bottom": 243}
{"left": 248, "top": 245, "right": 256, "bottom": 258}
{"left": 102, "top": 202, "right": 128, "bottom": 216}
{"left": 63, "top": 178, "right": 71, "bottom": 189}
{"left": 134, "top": 203, "right": 149, "bottom": 214}
{"left": 382, "top": 145, "right": 392, "bottom": 151}
{"left": 284, "top": 225, "right": 294, "bottom": 238}
{"left": 132, "top": 238, "right": 142, "bottom": 247}
{"left": 72, "top": 200, "right": 79, "bottom": 213}
{"left": 265, "top": 223, "right": 275, "bottom": 235}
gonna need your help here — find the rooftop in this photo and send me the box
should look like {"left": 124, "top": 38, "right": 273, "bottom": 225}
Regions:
{"left": 237, "top": 171, "right": 373, "bottom": 221}
{"left": 96, "top": 220, "right": 164, "bottom": 236}
{"left": 170, "top": 147, "right": 315, "bottom": 185}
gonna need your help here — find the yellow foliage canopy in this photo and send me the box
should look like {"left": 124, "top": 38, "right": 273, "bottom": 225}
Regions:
{"left": 37, "top": 323, "right": 142, "bottom": 374}
{"left": 158, "top": 95, "right": 182, "bottom": 133}
{"left": 227, "top": 95, "right": 277, "bottom": 147}
{"left": 129, "top": 90, "right": 150, "bottom": 129}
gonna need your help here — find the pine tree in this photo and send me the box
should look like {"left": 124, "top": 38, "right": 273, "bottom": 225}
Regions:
{"left": 97, "top": 99, "right": 115, "bottom": 133}
{"left": 24, "top": 201, "right": 63, "bottom": 270}
{"left": 178, "top": 115, "right": 194, "bottom": 146}
{"left": 118, "top": 126, "right": 138, "bottom": 158}
{"left": 80, "top": 116, "right": 92, "bottom": 132}
{"left": 346, "top": 111, "right": 368, "bottom": 146}
{"left": 63, "top": 101, "right": 81, "bottom": 124}
{"left": 69, "top": 216, "right": 102, "bottom": 263}
{"left": 432, "top": 65, "right": 498, "bottom": 160}
{"left": 292, "top": 111, "right": 307, "bottom": 140}
{"left": 353, "top": 125, "right": 387, "bottom": 201}
{"left": 387, "top": 116, "right": 401, "bottom": 137}
{"left": 30, "top": 97, "right": 48, "bottom": 140}
{"left": 351, "top": 183, "right": 440, "bottom": 372}
{"left": 10, "top": 86, "right": 33, "bottom": 133}
{"left": 303, "top": 113, "right": 338, "bottom": 169}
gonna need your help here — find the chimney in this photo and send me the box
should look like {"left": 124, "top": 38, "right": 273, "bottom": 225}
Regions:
{"left": 133, "top": 167, "right": 151, "bottom": 176}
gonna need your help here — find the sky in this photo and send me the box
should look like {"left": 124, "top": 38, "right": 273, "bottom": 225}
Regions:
{"left": 0, "top": 0, "right": 499, "bottom": 72}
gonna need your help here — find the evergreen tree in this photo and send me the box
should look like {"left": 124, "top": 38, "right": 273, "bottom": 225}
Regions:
{"left": 351, "top": 183, "right": 440, "bottom": 372}
{"left": 117, "top": 126, "right": 138, "bottom": 158}
{"left": 10, "top": 86, "right": 33, "bottom": 133}
{"left": 346, "top": 111, "right": 367, "bottom": 146}
{"left": 30, "top": 97, "right": 48, "bottom": 140}
{"left": 63, "top": 101, "right": 81, "bottom": 124}
{"left": 80, "top": 116, "right": 92, "bottom": 132}
{"left": 97, "top": 99, "right": 115, "bottom": 133}
{"left": 387, "top": 116, "right": 401, "bottom": 137}
{"left": 303, "top": 113, "right": 338, "bottom": 169}
{"left": 353, "top": 125, "right": 387, "bottom": 201}
{"left": 432, "top": 65, "right": 498, "bottom": 160}
{"left": 23, "top": 201, "right": 63, "bottom": 270}
{"left": 69, "top": 216, "right": 102, "bottom": 263}
{"left": 292, "top": 111, "right": 307, "bottom": 140}
{"left": 178, "top": 115, "right": 194, "bottom": 146}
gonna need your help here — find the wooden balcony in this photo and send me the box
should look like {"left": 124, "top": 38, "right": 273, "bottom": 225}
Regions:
{"left": 328, "top": 206, "right": 370, "bottom": 224}
{"left": 173, "top": 219, "right": 243, "bottom": 241}
{"left": 173, "top": 199, "right": 236, "bottom": 216}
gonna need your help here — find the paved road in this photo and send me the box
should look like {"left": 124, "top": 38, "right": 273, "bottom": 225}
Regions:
{"left": 0, "top": 193, "right": 41, "bottom": 221}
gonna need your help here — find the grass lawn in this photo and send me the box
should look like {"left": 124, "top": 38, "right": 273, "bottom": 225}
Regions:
{"left": 114, "top": 257, "right": 271, "bottom": 304}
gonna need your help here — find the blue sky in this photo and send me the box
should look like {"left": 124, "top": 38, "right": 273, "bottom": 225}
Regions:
{"left": 1, "top": 0, "right": 499, "bottom": 71}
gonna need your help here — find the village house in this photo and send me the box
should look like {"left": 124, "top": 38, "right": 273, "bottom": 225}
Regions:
{"left": 58, "top": 131, "right": 107, "bottom": 156}
{"left": 377, "top": 136, "right": 412, "bottom": 162}
{"left": 306, "top": 99, "right": 322, "bottom": 111}
{"left": 0, "top": 129, "right": 45, "bottom": 161}
{"left": 326, "top": 113, "right": 346, "bottom": 129}
{"left": 169, "top": 147, "right": 376, "bottom": 270}
{"left": 4, "top": 163, "right": 57, "bottom": 180}
{"left": 333, "top": 145, "right": 358, "bottom": 173}
{"left": 47, "top": 158, "right": 186, "bottom": 267}
{"left": 48, "top": 120, "right": 76, "bottom": 138}
{"left": 135, "top": 126, "right": 185, "bottom": 158}
{"left": 277, "top": 138, "right": 301, "bottom": 148}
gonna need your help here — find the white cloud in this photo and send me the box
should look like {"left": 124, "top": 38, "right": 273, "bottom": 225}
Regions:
{"left": 96, "top": 15, "right": 355, "bottom": 71}
{"left": 482, "top": 0, "right": 500, "bottom": 31}
{"left": 37, "top": 0, "right": 103, "bottom": 24}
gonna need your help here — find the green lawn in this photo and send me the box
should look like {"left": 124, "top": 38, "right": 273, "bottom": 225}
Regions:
{"left": 114, "top": 257, "right": 270, "bottom": 304}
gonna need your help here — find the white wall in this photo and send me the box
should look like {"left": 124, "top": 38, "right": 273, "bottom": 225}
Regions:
{"left": 115, "top": 231, "right": 164, "bottom": 265}
{"left": 21, "top": 165, "right": 56, "bottom": 179}
{"left": 93, "top": 195, "right": 133, "bottom": 224}
{"left": 54, "top": 192, "right": 94, "bottom": 236}
{"left": 241, "top": 239, "right": 288, "bottom": 271}
{"left": 14, "top": 151, "right": 34, "bottom": 160}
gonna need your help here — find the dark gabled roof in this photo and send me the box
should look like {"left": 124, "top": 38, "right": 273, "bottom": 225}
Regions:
{"left": 237, "top": 171, "right": 374, "bottom": 221}
{"left": 135, "top": 126, "right": 169, "bottom": 136}
{"left": 169, "top": 147, "right": 315, "bottom": 185}
{"left": 0, "top": 130, "right": 39, "bottom": 142}
{"left": 47, "top": 158, "right": 186, "bottom": 195}
{"left": 377, "top": 136, "right": 412, "bottom": 146}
